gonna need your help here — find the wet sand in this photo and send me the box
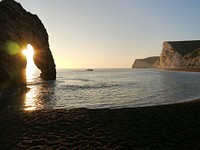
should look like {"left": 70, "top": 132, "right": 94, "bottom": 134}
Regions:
{"left": 1, "top": 101, "right": 200, "bottom": 149}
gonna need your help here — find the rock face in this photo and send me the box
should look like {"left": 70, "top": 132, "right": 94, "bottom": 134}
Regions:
{"left": 158, "top": 41, "right": 200, "bottom": 68}
{"left": 0, "top": 0, "right": 56, "bottom": 96}
{"left": 132, "top": 56, "right": 160, "bottom": 68}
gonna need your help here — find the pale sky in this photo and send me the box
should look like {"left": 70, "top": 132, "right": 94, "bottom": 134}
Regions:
{"left": 16, "top": 0, "right": 200, "bottom": 68}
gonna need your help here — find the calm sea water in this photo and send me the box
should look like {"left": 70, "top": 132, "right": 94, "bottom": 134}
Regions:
{"left": 3, "top": 69, "right": 200, "bottom": 111}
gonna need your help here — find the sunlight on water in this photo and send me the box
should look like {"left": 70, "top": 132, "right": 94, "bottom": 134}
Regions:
{"left": 15, "top": 69, "right": 200, "bottom": 111}
{"left": 24, "top": 88, "right": 37, "bottom": 111}
{"left": 23, "top": 80, "right": 56, "bottom": 111}
{"left": 23, "top": 82, "right": 44, "bottom": 111}
{"left": 22, "top": 44, "right": 40, "bottom": 111}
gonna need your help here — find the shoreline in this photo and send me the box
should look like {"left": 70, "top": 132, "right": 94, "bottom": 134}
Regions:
{"left": 166, "top": 68, "right": 200, "bottom": 72}
{"left": 1, "top": 100, "right": 200, "bottom": 149}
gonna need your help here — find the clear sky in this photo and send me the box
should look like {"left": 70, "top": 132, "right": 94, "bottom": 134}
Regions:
{"left": 16, "top": 0, "right": 200, "bottom": 68}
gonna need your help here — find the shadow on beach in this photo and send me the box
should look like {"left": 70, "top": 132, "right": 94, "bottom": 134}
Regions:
{"left": 1, "top": 100, "right": 200, "bottom": 149}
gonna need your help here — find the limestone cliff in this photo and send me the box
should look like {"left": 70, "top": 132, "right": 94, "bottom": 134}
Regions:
{"left": 0, "top": 0, "right": 56, "bottom": 97}
{"left": 132, "top": 56, "right": 160, "bottom": 68}
{"left": 158, "top": 40, "right": 200, "bottom": 68}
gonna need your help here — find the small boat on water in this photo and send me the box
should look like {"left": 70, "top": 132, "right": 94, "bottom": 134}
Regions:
{"left": 87, "top": 69, "right": 94, "bottom": 71}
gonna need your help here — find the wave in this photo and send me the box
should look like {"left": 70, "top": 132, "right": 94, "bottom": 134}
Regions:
{"left": 59, "top": 83, "right": 119, "bottom": 91}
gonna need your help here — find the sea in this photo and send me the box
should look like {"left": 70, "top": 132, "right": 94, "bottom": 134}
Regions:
{"left": 3, "top": 68, "right": 200, "bottom": 111}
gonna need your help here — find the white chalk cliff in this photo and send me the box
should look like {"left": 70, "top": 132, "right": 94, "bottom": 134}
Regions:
{"left": 158, "top": 40, "right": 200, "bottom": 68}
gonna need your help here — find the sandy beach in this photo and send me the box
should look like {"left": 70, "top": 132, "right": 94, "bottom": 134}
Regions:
{"left": 1, "top": 101, "right": 200, "bottom": 149}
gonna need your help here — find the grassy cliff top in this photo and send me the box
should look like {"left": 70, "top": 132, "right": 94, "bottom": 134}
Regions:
{"left": 166, "top": 40, "right": 200, "bottom": 56}
{"left": 135, "top": 56, "right": 160, "bottom": 64}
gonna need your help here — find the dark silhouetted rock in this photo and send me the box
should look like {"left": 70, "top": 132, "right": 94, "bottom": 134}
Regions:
{"left": 0, "top": 0, "right": 56, "bottom": 97}
{"left": 132, "top": 56, "right": 160, "bottom": 68}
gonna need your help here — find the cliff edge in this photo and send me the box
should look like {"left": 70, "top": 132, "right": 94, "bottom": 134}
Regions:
{"left": 132, "top": 56, "right": 160, "bottom": 68}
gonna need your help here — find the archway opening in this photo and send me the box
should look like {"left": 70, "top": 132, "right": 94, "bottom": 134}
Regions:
{"left": 22, "top": 44, "right": 39, "bottom": 82}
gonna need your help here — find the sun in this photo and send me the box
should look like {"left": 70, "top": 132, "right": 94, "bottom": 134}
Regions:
{"left": 22, "top": 44, "right": 34, "bottom": 58}
{"left": 22, "top": 44, "right": 37, "bottom": 81}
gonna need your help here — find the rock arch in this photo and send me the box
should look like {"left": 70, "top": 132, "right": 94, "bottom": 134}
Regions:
{"left": 0, "top": 0, "right": 56, "bottom": 96}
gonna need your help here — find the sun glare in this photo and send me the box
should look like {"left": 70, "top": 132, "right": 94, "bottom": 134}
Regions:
{"left": 22, "top": 44, "right": 37, "bottom": 81}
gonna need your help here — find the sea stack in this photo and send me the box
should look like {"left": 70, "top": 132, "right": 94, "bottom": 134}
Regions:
{"left": 0, "top": 0, "right": 56, "bottom": 97}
